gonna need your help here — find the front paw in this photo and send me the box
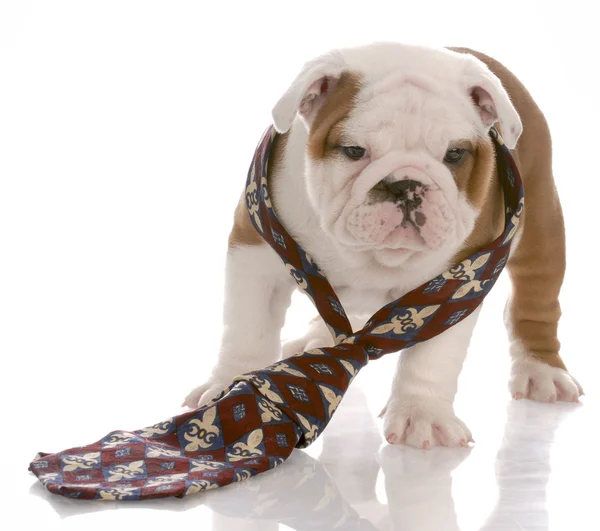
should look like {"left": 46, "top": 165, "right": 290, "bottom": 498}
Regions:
{"left": 382, "top": 395, "right": 472, "bottom": 449}
{"left": 181, "top": 377, "right": 229, "bottom": 409}
{"left": 510, "top": 356, "right": 584, "bottom": 403}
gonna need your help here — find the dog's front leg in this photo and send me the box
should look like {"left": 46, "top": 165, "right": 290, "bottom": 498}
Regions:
{"left": 182, "top": 245, "right": 295, "bottom": 408}
{"left": 382, "top": 306, "right": 482, "bottom": 449}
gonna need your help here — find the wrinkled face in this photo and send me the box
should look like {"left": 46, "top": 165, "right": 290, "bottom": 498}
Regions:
{"left": 305, "top": 73, "right": 494, "bottom": 267}
{"left": 272, "top": 44, "right": 521, "bottom": 268}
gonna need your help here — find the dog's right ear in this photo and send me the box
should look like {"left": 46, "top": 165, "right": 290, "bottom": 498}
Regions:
{"left": 461, "top": 56, "right": 523, "bottom": 149}
{"left": 271, "top": 52, "right": 347, "bottom": 133}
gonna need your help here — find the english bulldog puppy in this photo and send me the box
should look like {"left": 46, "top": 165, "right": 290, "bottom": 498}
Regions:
{"left": 183, "top": 43, "right": 582, "bottom": 448}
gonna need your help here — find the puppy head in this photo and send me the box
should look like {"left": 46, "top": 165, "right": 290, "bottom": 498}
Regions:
{"left": 272, "top": 43, "right": 522, "bottom": 267}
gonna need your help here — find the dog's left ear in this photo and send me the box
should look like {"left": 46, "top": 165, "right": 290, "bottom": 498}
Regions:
{"left": 464, "top": 59, "right": 523, "bottom": 149}
{"left": 272, "top": 51, "right": 347, "bottom": 133}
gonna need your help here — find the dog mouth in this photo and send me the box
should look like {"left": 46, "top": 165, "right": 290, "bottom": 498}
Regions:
{"left": 344, "top": 186, "right": 455, "bottom": 252}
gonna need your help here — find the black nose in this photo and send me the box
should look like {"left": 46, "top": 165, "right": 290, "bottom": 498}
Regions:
{"left": 385, "top": 179, "right": 423, "bottom": 205}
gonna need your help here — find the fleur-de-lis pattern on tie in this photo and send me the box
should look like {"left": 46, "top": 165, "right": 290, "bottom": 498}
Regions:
{"left": 29, "top": 126, "right": 523, "bottom": 500}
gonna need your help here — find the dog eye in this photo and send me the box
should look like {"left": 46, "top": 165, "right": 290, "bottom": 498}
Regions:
{"left": 444, "top": 148, "right": 466, "bottom": 164}
{"left": 342, "top": 146, "right": 366, "bottom": 160}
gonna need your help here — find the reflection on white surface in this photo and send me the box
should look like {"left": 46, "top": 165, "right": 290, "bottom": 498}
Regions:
{"left": 478, "top": 401, "right": 560, "bottom": 531}
{"left": 26, "top": 381, "right": 598, "bottom": 531}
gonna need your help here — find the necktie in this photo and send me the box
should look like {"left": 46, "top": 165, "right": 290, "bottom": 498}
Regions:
{"left": 29, "top": 126, "right": 523, "bottom": 500}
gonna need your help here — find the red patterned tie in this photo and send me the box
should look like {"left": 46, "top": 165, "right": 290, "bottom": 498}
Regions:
{"left": 29, "top": 126, "right": 523, "bottom": 500}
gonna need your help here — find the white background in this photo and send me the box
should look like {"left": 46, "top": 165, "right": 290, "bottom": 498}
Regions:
{"left": 1, "top": 1, "right": 599, "bottom": 530}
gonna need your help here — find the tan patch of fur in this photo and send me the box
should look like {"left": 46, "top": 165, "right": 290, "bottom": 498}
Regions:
{"left": 228, "top": 194, "right": 264, "bottom": 248}
{"left": 451, "top": 137, "right": 503, "bottom": 263}
{"left": 228, "top": 72, "right": 360, "bottom": 248}
{"left": 307, "top": 72, "right": 362, "bottom": 160}
{"left": 451, "top": 47, "right": 567, "bottom": 370}
{"left": 228, "top": 133, "right": 289, "bottom": 248}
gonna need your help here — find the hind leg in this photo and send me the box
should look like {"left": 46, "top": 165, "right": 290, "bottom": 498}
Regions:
{"left": 281, "top": 317, "right": 334, "bottom": 358}
{"left": 504, "top": 129, "right": 582, "bottom": 403}
{"left": 281, "top": 314, "right": 367, "bottom": 358}
{"left": 505, "top": 244, "right": 583, "bottom": 403}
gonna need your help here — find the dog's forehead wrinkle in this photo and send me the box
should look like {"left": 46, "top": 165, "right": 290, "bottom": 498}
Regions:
{"left": 339, "top": 42, "right": 469, "bottom": 86}
{"left": 345, "top": 84, "right": 475, "bottom": 157}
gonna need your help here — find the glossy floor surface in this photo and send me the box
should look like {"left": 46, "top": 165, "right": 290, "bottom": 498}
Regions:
{"left": 15, "top": 294, "right": 600, "bottom": 530}
{"left": 18, "top": 371, "right": 600, "bottom": 531}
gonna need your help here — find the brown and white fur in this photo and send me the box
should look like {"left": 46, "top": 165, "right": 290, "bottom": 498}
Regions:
{"left": 183, "top": 43, "right": 582, "bottom": 449}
